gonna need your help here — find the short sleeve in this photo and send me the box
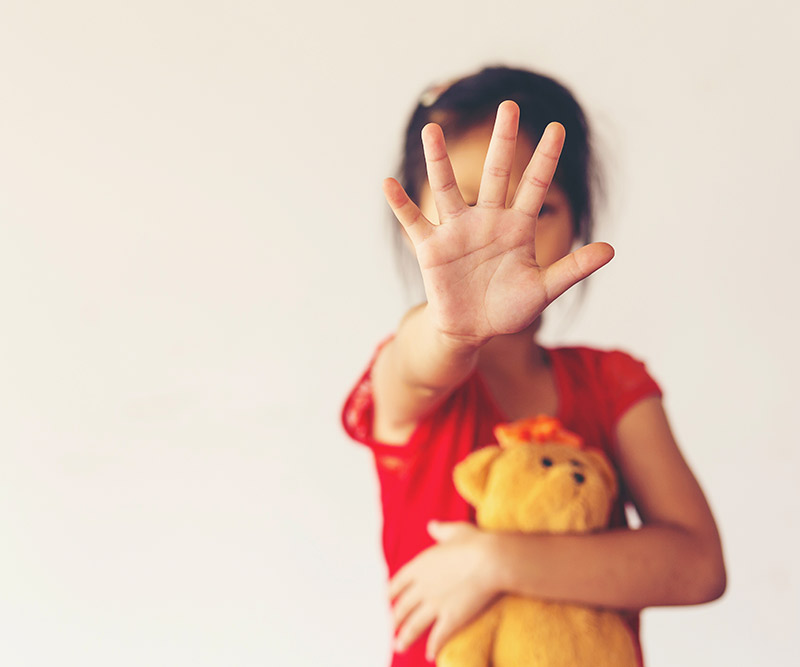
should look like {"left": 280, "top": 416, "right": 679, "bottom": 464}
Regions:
{"left": 340, "top": 336, "right": 434, "bottom": 468}
{"left": 600, "top": 349, "right": 663, "bottom": 423}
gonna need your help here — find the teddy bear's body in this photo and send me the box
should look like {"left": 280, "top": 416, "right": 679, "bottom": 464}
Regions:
{"left": 438, "top": 595, "right": 636, "bottom": 667}
{"left": 436, "top": 418, "right": 638, "bottom": 667}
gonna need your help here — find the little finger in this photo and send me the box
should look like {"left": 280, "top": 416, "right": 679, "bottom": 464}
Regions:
{"left": 382, "top": 177, "right": 435, "bottom": 245}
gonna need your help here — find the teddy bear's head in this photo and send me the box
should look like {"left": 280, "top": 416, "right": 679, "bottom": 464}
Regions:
{"left": 453, "top": 417, "right": 618, "bottom": 534}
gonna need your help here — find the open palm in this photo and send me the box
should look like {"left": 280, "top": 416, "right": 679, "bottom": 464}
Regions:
{"left": 383, "top": 101, "right": 614, "bottom": 344}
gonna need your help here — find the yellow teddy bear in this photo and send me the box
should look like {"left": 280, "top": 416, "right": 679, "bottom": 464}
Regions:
{"left": 436, "top": 416, "right": 638, "bottom": 667}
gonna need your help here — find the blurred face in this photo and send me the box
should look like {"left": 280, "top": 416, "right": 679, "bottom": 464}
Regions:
{"left": 416, "top": 121, "right": 576, "bottom": 268}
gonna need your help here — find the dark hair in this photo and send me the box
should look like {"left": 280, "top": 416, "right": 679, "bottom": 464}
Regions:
{"left": 394, "top": 66, "right": 602, "bottom": 282}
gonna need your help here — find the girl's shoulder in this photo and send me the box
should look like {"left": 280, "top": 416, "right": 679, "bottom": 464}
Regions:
{"left": 547, "top": 344, "right": 657, "bottom": 379}
{"left": 546, "top": 344, "right": 663, "bottom": 423}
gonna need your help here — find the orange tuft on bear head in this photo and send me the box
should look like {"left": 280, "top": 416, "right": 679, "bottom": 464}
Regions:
{"left": 493, "top": 415, "right": 584, "bottom": 450}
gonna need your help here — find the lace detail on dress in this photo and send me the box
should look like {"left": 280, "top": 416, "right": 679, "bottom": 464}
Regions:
{"left": 344, "top": 371, "right": 374, "bottom": 442}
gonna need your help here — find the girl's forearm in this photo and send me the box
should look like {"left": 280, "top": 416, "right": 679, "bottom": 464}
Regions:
{"left": 392, "top": 304, "right": 483, "bottom": 391}
{"left": 372, "top": 304, "right": 485, "bottom": 430}
{"left": 485, "top": 524, "right": 726, "bottom": 610}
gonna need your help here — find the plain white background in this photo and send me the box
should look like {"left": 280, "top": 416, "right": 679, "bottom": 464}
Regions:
{"left": 1, "top": 1, "right": 798, "bottom": 665}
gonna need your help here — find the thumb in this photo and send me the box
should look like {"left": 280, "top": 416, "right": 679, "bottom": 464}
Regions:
{"left": 542, "top": 241, "right": 614, "bottom": 303}
{"left": 427, "top": 520, "right": 470, "bottom": 542}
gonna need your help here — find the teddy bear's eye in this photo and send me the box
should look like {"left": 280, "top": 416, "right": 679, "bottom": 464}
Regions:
{"left": 573, "top": 472, "right": 586, "bottom": 484}
{"left": 541, "top": 457, "right": 553, "bottom": 467}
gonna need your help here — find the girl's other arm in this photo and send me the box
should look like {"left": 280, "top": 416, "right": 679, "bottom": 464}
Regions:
{"left": 486, "top": 396, "right": 727, "bottom": 607}
{"left": 389, "top": 396, "right": 726, "bottom": 658}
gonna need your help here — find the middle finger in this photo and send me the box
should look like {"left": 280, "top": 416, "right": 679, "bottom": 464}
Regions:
{"left": 392, "top": 586, "right": 422, "bottom": 631}
{"left": 395, "top": 603, "right": 437, "bottom": 653}
{"left": 477, "top": 100, "right": 520, "bottom": 208}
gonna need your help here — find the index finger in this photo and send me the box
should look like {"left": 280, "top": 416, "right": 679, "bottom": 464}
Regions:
{"left": 388, "top": 564, "right": 413, "bottom": 602}
{"left": 509, "top": 122, "right": 565, "bottom": 217}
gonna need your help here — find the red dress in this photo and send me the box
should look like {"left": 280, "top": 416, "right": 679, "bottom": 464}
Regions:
{"left": 341, "top": 338, "right": 662, "bottom": 667}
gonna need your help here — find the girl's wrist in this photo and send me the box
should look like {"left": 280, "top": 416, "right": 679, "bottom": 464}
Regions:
{"left": 482, "top": 531, "right": 544, "bottom": 595}
{"left": 481, "top": 531, "right": 515, "bottom": 594}
{"left": 423, "top": 306, "right": 492, "bottom": 354}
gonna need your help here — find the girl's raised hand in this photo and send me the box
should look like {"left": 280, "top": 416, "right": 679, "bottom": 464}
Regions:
{"left": 383, "top": 101, "right": 614, "bottom": 346}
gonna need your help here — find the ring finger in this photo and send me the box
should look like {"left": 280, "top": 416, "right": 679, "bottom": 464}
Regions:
{"left": 422, "top": 123, "right": 467, "bottom": 220}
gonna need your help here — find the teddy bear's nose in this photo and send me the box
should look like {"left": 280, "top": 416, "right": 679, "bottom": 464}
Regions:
{"left": 573, "top": 472, "right": 585, "bottom": 484}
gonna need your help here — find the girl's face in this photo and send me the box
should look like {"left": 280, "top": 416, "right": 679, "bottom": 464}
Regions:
{"left": 417, "top": 121, "right": 576, "bottom": 268}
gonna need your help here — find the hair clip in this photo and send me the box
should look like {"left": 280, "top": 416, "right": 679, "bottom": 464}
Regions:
{"left": 419, "top": 77, "right": 458, "bottom": 107}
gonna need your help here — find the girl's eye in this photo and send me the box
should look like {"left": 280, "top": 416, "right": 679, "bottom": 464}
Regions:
{"left": 539, "top": 203, "right": 555, "bottom": 217}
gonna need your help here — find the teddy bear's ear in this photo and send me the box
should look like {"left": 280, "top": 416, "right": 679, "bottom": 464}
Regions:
{"left": 584, "top": 449, "right": 619, "bottom": 500}
{"left": 453, "top": 445, "right": 503, "bottom": 506}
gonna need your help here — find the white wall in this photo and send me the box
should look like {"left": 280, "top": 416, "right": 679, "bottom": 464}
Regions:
{"left": 1, "top": 1, "right": 798, "bottom": 665}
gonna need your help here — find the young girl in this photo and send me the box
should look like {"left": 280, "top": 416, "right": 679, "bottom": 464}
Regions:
{"left": 342, "top": 66, "right": 726, "bottom": 667}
